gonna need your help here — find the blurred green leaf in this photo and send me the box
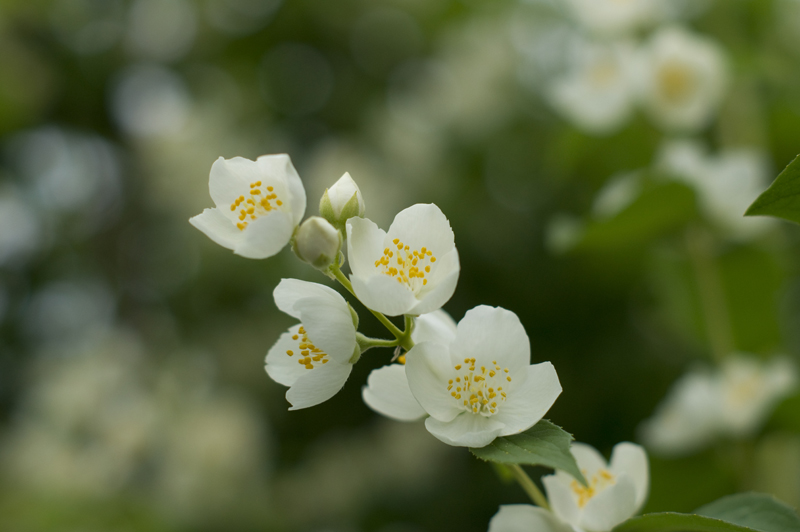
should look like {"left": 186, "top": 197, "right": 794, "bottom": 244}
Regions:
{"left": 746, "top": 155, "right": 800, "bottom": 224}
{"left": 615, "top": 493, "right": 800, "bottom": 532}
{"left": 577, "top": 181, "right": 698, "bottom": 252}
{"left": 469, "top": 419, "right": 586, "bottom": 485}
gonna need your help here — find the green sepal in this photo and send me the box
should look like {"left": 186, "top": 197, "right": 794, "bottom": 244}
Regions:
{"left": 348, "top": 303, "right": 359, "bottom": 329}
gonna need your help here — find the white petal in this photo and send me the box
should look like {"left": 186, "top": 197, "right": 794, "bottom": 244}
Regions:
{"left": 579, "top": 474, "right": 638, "bottom": 532}
{"left": 273, "top": 279, "right": 344, "bottom": 320}
{"left": 494, "top": 362, "right": 562, "bottom": 436}
{"left": 264, "top": 325, "right": 306, "bottom": 386}
{"left": 286, "top": 361, "right": 352, "bottom": 410}
{"left": 387, "top": 204, "right": 455, "bottom": 259}
{"left": 346, "top": 216, "right": 386, "bottom": 278}
{"left": 571, "top": 443, "right": 609, "bottom": 475}
{"left": 189, "top": 208, "right": 242, "bottom": 251}
{"left": 543, "top": 474, "right": 581, "bottom": 529}
{"left": 412, "top": 310, "right": 457, "bottom": 345}
{"left": 294, "top": 294, "right": 356, "bottom": 361}
{"left": 425, "top": 412, "right": 504, "bottom": 447}
{"left": 257, "top": 154, "right": 306, "bottom": 226}
{"left": 362, "top": 364, "right": 426, "bottom": 421}
{"left": 489, "top": 505, "right": 574, "bottom": 532}
{"left": 234, "top": 211, "right": 294, "bottom": 259}
{"left": 409, "top": 249, "right": 460, "bottom": 315}
{"left": 209, "top": 156, "right": 260, "bottom": 211}
{"left": 609, "top": 442, "right": 649, "bottom": 511}
{"left": 405, "top": 342, "right": 462, "bottom": 422}
{"left": 450, "top": 306, "right": 530, "bottom": 374}
{"left": 351, "top": 273, "right": 417, "bottom": 316}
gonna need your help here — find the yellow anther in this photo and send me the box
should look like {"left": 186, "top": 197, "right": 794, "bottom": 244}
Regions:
{"left": 238, "top": 195, "right": 245, "bottom": 201}
{"left": 431, "top": 257, "right": 436, "bottom": 262}
{"left": 267, "top": 185, "right": 273, "bottom": 191}
{"left": 393, "top": 238, "right": 399, "bottom": 244}
{"left": 398, "top": 354, "right": 406, "bottom": 364}
{"left": 247, "top": 207, "right": 255, "bottom": 214}
{"left": 489, "top": 371, "right": 496, "bottom": 377}
{"left": 299, "top": 327, "right": 305, "bottom": 333}
{"left": 421, "top": 247, "right": 427, "bottom": 254}
{"left": 504, "top": 368, "right": 509, "bottom": 373}
{"left": 464, "top": 358, "right": 470, "bottom": 363}
{"left": 455, "top": 365, "right": 462, "bottom": 370}
{"left": 301, "top": 350, "right": 309, "bottom": 356}
{"left": 256, "top": 181, "right": 262, "bottom": 186}
{"left": 239, "top": 213, "right": 246, "bottom": 221}
{"left": 469, "top": 397, "right": 479, "bottom": 404}
{"left": 237, "top": 222, "right": 246, "bottom": 230}
{"left": 491, "top": 402, "right": 497, "bottom": 408}
{"left": 276, "top": 200, "right": 283, "bottom": 206}
{"left": 247, "top": 198, "right": 254, "bottom": 205}
{"left": 507, "top": 376, "right": 512, "bottom": 382}
{"left": 250, "top": 189, "right": 260, "bottom": 195}
{"left": 230, "top": 205, "right": 236, "bottom": 211}
{"left": 286, "top": 350, "right": 294, "bottom": 356}
{"left": 423, "top": 279, "right": 427, "bottom": 285}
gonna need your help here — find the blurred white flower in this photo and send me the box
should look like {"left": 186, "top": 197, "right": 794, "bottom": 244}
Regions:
{"left": 0, "top": 186, "right": 41, "bottom": 266}
{"left": 405, "top": 305, "right": 561, "bottom": 447}
{"left": 559, "top": 0, "right": 661, "bottom": 37}
{"left": 190, "top": 154, "right": 306, "bottom": 259}
{"left": 545, "top": 36, "right": 637, "bottom": 135}
{"left": 125, "top": 0, "right": 197, "bottom": 62}
{"left": 346, "top": 204, "right": 459, "bottom": 316}
{"left": 657, "top": 139, "right": 776, "bottom": 239}
{"left": 542, "top": 442, "right": 649, "bottom": 532}
{"left": 362, "top": 309, "right": 457, "bottom": 421}
{"left": 635, "top": 26, "right": 727, "bottom": 132}
{"left": 265, "top": 279, "right": 358, "bottom": 409}
{"left": 640, "top": 355, "right": 798, "bottom": 456}
{"left": 591, "top": 172, "right": 643, "bottom": 219}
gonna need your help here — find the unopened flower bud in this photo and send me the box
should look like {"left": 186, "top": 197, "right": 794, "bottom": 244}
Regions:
{"left": 294, "top": 216, "right": 342, "bottom": 269}
{"left": 319, "top": 172, "right": 365, "bottom": 232}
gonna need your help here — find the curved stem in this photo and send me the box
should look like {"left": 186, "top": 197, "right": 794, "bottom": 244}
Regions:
{"left": 509, "top": 465, "right": 550, "bottom": 510}
{"left": 685, "top": 226, "right": 732, "bottom": 363}
{"left": 330, "top": 265, "right": 406, "bottom": 340}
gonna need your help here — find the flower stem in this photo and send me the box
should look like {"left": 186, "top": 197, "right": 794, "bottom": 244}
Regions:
{"left": 357, "top": 332, "right": 400, "bottom": 352}
{"left": 508, "top": 465, "right": 550, "bottom": 510}
{"left": 330, "top": 265, "right": 407, "bottom": 341}
{"left": 685, "top": 226, "right": 732, "bottom": 363}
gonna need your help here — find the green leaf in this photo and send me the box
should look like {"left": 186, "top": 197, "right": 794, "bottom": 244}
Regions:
{"left": 696, "top": 492, "right": 800, "bottom": 532}
{"left": 613, "top": 493, "right": 800, "bottom": 532}
{"left": 613, "top": 512, "right": 759, "bottom": 532}
{"left": 745, "top": 155, "right": 800, "bottom": 224}
{"left": 469, "top": 419, "right": 586, "bottom": 485}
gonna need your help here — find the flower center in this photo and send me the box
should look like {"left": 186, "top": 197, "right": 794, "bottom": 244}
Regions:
{"left": 446, "top": 358, "right": 512, "bottom": 416}
{"left": 657, "top": 61, "right": 695, "bottom": 103}
{"left": 229, "top": 181, "right": 284, "bottom": 231}
{"left": 374, "top": 238, "right": 437, "bottom": 292}
{"left": 571, "top": 469, "right": 616, "bottom": 508}
{"left": 284, "top": 326, "right": 329, "bottom": 370}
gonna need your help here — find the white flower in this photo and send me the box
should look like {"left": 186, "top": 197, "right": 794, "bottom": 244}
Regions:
{"left": 559, "top": 0, "right": 662, "bottom": 36}
{"left": 634, "top": 26, "right": 727, "bottom": 132}
{"left": 319, "top": 172, "right": 365, "bottom": 231}
{"left": 542, "top": 442, "right": 649, "bottom": 532}
{"left": 657, "top": 140, "right": 775, "bottom": 239}
{"left": 189, "top": 154, "right": 306, "bottom": 259}
{"left": 0, "top": 186, "right": 42, "bottom": 266}
{"left": 362, "top": 309, "right": 457, "bottom": 421}
{"left": 545, "top": 36, "right": 637, "bottom": 134}
{"left": 264, "top": 279, "right": 358, "bottom": 410}
{"left": 404, "top": 305, "right": 562, "bottom": 447}
{"left": 488, "top": 504, "right": 573, "bottom": 532}
{"left": 718, "top": 355, "right": 797, "bottom": 437}
{"left": 346, "top": 203, "right": 460, "bottom": 316}
{"left": 640, "top": 355, "right": 798, "bottom": 456}
{"left": 294, "top": 216, "right": 341, "bottom": 269}
{"left": 638, "top": 370, "right": 720, "bottom": 456}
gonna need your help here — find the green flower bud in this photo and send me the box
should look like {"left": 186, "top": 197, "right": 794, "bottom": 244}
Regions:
{"left": 294, "top": 216, "right": 342, "bottom": 270}
{"left": 319, "top": 172, "right": 365, "bottom": 232}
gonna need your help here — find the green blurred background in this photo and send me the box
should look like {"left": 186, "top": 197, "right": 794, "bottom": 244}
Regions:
{"left": 1, "top": 0, "right": 800, "bottom": 531}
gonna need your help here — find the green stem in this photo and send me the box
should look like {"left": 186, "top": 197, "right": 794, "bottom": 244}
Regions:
{"left": 685, "top": 226, "right": 732, "bottom": 363}
{"left": 509, "top": 465, "right": 550, "bottom": 510}
{"left": 356, "top": 332, "right": 400, "bottom": 353}
{"left": 330, "top": 265, "right": 407, "bottom": 341}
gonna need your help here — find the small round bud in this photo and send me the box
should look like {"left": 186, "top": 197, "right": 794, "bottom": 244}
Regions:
{"left": 294, "top": 217, "right": 342, "bottom": 270}
{"left": 319, "top": 172, "right": 366, "bottom": 232}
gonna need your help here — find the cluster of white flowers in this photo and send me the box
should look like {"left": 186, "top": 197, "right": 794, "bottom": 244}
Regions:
{"left": 490, "top": 442, "right": 649, "bottom": 532}
{"left": 190, "top": 153, "right": 655, "bottom": 529}
{"left": 539, "top": 1, "right": 726, "bottom": 135}
{"left": 640, "top": 354, "right": 798, "bottom": 456}
{"left": 190, "top": 154, "right": 563, "bottom": 449}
